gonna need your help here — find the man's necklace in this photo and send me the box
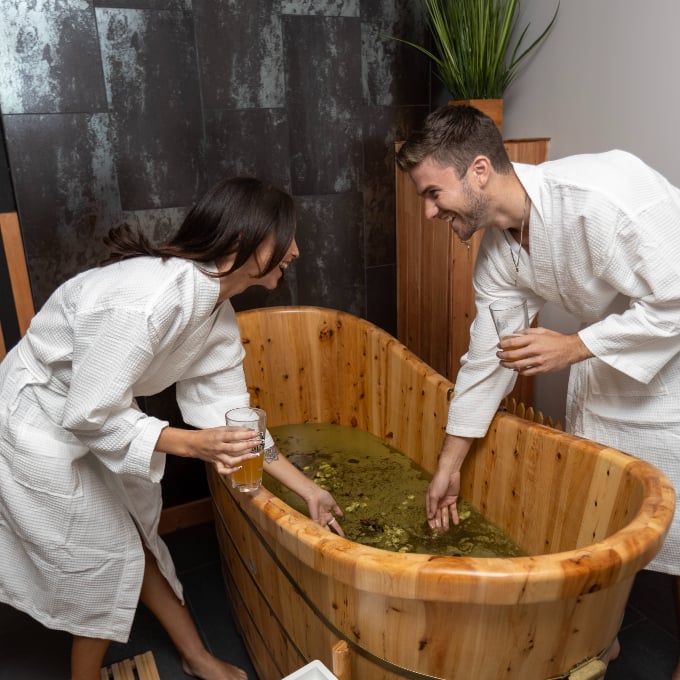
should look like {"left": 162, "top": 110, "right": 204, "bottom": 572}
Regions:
{"left": 502, "top": 193, "right": 529, "bottom": 285}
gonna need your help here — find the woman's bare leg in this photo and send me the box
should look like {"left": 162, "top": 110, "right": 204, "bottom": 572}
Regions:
{"left": 601, "top": 636, "right": 620, "bottom": 665}
{"left": 139, "top": 545, "right": 247, "bottom": 680}
{"left": 71, "top": 635, "right": 110, "bottom": 680}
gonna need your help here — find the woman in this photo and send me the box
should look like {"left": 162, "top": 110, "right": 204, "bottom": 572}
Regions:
{"left": 0, "top": 176, "right": 344, "bottom": 680}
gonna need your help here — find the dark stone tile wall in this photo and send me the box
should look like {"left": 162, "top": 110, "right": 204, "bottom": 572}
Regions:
{"left": 1, "top": 3, "right": 107, "bottom": 114}
{"left": 97, "top": 7, "right": 204, "bottom": 210}
{"left": 0, "top": 118, "right": 19, "bottom": 351}
{"left": 1, "top": 0, "right": 431, "bottom": 316}
{"left": 194, "top": 0, "right": 285, "bottom": 111}
{"left": 2, "top": 113, "right": 120, "bottom": 302}
{"left": 0, "top": 0, "right": 432, "bottom": 505}
{"left": 0, "top": 118, "right": 15, "bottom": 212}
{"left": 202, "top": 109, "right": 291, "bottom": 193}
{"left": 284, "top": 15, "right": 363, "bottom": 195}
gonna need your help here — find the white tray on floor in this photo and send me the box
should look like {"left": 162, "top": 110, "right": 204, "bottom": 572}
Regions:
{"left": 282, "top": 659, "right": 338, "bottom": 680}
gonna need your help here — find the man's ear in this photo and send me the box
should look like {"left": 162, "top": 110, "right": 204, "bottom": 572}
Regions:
{"left": 469, "top": 155, "right": 491, "bottom": 188}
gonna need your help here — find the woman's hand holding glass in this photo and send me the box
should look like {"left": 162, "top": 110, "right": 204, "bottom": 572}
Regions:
{"left": 210, "top": 426, "right": 263, "bottom": 476}
{"left": 156, "top": 425, "right": 262, "bottom": 475}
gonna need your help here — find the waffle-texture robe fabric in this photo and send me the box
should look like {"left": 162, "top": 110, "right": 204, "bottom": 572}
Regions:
{"left": 0, "top": 256, "right": 273, "bottom": 641}
{"left": 447, "top": 150, "right": 680, "bottom": 574}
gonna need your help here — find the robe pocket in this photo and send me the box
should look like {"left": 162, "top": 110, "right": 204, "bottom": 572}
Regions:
{"left": 11, "top": 428, "right": 84, "bottom": 499}
{"left": 589, "top": 358, "right": 668, "bottom": 398}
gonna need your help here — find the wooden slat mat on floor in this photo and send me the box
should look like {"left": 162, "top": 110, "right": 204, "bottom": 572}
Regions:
{"left": 100, "top": 651, "right": 161, "bottom": 680}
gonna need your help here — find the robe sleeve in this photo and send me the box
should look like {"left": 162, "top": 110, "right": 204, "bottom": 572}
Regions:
{"left": 577, "top": 197, "right": 680, "bottom": 384}
{"left": 446, "top": 239, "right": 545, "bottom": 438}
{"left": 61, "top": 306, "right": 168, "bottom": 481}
{"left": 175, "top": 302, "right": 276, "bottom": 450}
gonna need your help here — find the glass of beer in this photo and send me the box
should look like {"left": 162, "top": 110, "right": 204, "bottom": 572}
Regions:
{"left": 225, "top": 406, "right": 266, "bottom": 493}
{"left": 489, "top": 298, "right": 529, "bottom": 361}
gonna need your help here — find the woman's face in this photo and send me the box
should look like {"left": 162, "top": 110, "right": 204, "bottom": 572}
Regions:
{"left": 216, "top": 235, "right": 300, "bottom": 300}
{"left": 253, "top": 235, "right": 300, "bottom": 289}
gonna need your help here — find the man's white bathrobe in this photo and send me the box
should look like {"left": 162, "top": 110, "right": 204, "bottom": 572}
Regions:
{"left": 448, "top": 150, "right": 680, "bottom": 574}
{"left": 0, "top": 256, "right": 274, "bottom": 641}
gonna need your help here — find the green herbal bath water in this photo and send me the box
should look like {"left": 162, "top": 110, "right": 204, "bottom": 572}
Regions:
{"left": 266, "top": 423, "right": 525, "bottom": 558}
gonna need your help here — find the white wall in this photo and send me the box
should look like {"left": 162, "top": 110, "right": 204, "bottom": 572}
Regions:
{"left": 500, "top": 0, "right": 680, "bottom": 423}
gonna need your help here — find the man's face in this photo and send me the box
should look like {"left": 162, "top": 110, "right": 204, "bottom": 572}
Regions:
{"left": 409, "top": 156, "right": 490, "bottom": 242}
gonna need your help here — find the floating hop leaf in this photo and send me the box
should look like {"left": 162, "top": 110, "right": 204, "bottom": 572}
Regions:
{"left": 457, "top": 538, "right": 474, "bottom": 554}
{"left": 458, "top": 508, "right": 471, "bottom": 521}
{"left": 314, "top": 462, "right": 333, "bottom": 480}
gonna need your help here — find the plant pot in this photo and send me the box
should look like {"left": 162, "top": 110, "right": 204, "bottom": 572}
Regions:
{"left": 449, "top": 98, "right": 503, "bottom": 133}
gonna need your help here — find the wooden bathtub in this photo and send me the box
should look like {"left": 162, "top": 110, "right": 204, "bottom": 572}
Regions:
{"left": 206, "top": 306, "right": 675, "bottom": 680}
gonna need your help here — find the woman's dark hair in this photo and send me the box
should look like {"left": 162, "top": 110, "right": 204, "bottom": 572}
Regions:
{"left": 101, "top": 177, "right": 296, "bottom": 277}
{"left": 396, "top": 105, "right": 513, "bottom": 178}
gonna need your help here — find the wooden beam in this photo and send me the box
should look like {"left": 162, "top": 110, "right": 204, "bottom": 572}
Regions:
{"left": 0, "top": 211, "right": 34, "bottom": 334}
{"left": 158, "top": 497, "right": 214, "bottom": 535}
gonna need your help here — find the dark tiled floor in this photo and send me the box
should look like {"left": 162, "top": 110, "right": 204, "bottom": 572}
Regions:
{"left": 606, "top": 568, "right": 679, "bottom": 680}
{"left": 0, "top": 521, "right": 678, "bottom": 680}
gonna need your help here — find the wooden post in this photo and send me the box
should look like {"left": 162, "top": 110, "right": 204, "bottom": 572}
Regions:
{"left": 0, "top": 212, "right": 34, "bottom": 361}
{"left": 332, "top": 640, "right": 351, "bottom": 680}
{"left": 0, "top": 212, "right": 34, "bottom": 334}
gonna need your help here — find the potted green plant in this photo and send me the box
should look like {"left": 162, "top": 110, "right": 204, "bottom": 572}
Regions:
{"left": 391, "top": 0, "right": 559, "bottom": 131}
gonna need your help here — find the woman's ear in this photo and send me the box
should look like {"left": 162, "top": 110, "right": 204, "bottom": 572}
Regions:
{"left": 215, "top": 252, "right": 237, "bottom": 275}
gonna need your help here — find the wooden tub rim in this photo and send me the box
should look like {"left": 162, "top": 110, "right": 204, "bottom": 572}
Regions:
{"left": 226, "top": 305, "right": 676, "bottom": 606}
{"left": 216, "top": 435, "right": 672, "bottom": 606}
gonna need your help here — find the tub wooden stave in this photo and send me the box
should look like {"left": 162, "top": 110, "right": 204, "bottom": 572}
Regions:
{"left": 207, "top": 306, "right": 674, "bottom": 680}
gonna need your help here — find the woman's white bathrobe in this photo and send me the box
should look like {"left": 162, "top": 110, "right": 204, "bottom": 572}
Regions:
{"left": 0, "top": 256, "right": 275, "bottom": 641}
{"left": 448, "top": 150, "right": 680, "bottom": 574}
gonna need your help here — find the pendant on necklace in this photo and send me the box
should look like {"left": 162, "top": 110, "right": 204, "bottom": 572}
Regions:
{"left": 502, "top": 229, "right": 521, "bottom": 286}
{"left": 504, "top": 192, "right": 529, "bottom": 287}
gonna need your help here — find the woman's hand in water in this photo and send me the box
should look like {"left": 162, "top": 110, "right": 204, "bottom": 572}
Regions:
{"left": 259, "top": 452, "right": 346, "bottom": 535}
{"left": 304, "top": 485, "right": 346, "bottom": 537}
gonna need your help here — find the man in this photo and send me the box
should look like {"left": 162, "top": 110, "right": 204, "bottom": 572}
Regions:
{"left": 397, "top": 104, "right": 680, "bottom": 675}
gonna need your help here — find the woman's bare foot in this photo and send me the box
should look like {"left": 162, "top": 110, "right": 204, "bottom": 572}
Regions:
{"left": 601, "top": 636, "right": 620, "bottom": 665}
{"left": 181, "top": 652, "right": 248, "bottom": 680}
{"left": 672, "top": 657, "right": 680, "bottom": 680}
